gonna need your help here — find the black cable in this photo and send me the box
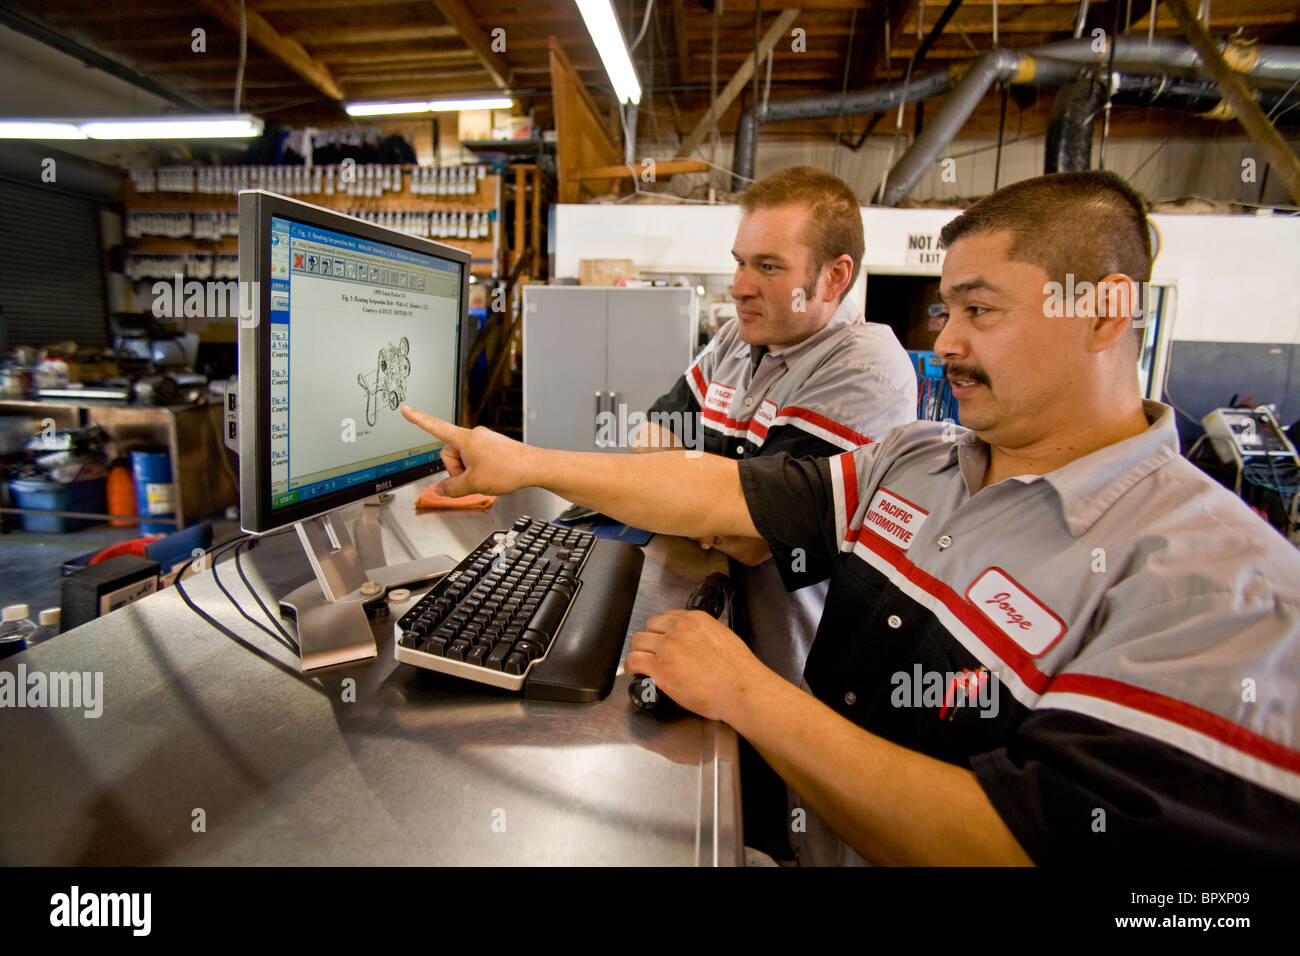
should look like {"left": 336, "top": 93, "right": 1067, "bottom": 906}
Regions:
{"left": 233, "top": 538, "right": 300, "bottom": 654}
{"left": 173, "top": 530, "right": 326, "bottom": 695}
{"left": 211, "top": 537, "right": 296, "bottom": 654}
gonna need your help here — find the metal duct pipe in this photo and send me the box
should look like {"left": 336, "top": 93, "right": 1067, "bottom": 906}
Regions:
{"left": 1043, "top": 68, "right": 1295, "bottom": 177}
{"left": 727, "top": 33, "right": 1300, "bottom": 198}
{"left": 877, "top": 38, "right": 1300, "bottom": 204}
{"left": 1029, "top": 36, "right": 1300, "bottom": 84}
{"left": 1045, "top": 77, "right": 1109, "bottom": 172}
{"left": 876, "top": 51, "right": 1086, "bottom": 204}
{"left": 731, "top": 69, "right": 953, "bottom": 187}
{"left": 1108, "top": 73, "right": 1297, "bottom": 116}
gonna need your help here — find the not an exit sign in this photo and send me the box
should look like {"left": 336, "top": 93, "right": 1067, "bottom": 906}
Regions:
{"left": 905, "top": 233, "right": 945, "bottom": 268}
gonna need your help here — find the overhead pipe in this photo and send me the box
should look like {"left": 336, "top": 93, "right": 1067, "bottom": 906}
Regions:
{"left": 732, "top": 69, "right": 953, "bottom": 187}
{"left": 875, "top": 50, "right": 1086, "bottom": 204}
{"left": 1044, "top": 70, "right": 1299, "bottom": 174}
{"left": 1029, "top": 36, "right": 1300, "bottom": 85}
{"left": 730, "top": 34, "right": 1300, "bottom": 195}
{"left": 1044, "top": 77, "right": 1109, "bottom": 172}
{"left": 876, "top": 38, "right": 1300, "bottom": 204}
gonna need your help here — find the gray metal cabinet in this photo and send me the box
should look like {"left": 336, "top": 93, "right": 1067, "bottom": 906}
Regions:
{"left": 523, "top": 287, "right": 698, "bottom": 451}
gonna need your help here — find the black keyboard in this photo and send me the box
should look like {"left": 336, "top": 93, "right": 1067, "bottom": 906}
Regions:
{"left": 394, "top": 515, "right": 645, "bottom": 702}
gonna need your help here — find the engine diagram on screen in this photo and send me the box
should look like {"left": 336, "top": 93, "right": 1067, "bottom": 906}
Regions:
{"left": 357, "top": 336, "right": 411, "bottom": 426}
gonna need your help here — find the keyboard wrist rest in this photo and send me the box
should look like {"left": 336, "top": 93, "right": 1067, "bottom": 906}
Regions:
{"left": 524, "top": 537, "right": 645, "bottom": 703}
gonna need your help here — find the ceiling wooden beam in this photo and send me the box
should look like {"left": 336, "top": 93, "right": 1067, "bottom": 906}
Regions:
{"left": 1129, "top": 9, "right": 1300, "bottom": 31}
{"left": 293, "top": 24, "right": 460, "bottom": 45}
{"left": 1163, "top": 0, "right": 1300, "bottom": 202}
{"left": 317, "top": 47, "right": 480, "bottom": 65}
{"left": 675, "top": 8, "right": 801, "bottom": 158}
{"left": 427, "top": 0, "right": 513, "bottom": 89}
{"left": 195, "top": 0, "right": 344, "bottom": 100}
{"left": 253, "top": 0, "right": 407, "bottom": 9}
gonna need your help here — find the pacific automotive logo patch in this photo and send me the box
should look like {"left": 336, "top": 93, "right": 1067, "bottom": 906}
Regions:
{"left": 863, "top": 487, "right": 928, "bottom": 551}
{"left": 704, "top": 381, "right": 736, "bottom": 412}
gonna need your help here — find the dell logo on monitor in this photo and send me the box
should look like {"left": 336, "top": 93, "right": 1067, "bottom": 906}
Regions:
{"left": 375, "top": 480, "right": 393, "bottom": 492}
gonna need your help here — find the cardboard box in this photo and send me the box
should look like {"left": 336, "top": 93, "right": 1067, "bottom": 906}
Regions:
{"left": 579, "top": 259, "right": 639, "bottom": 286}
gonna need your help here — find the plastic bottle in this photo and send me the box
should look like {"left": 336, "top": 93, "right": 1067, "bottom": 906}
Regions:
{"left": 0, "top": 604, "right": 36, "bottom": 660}
{"left": 25, "top": 608, "right": 61, "bottom": 648}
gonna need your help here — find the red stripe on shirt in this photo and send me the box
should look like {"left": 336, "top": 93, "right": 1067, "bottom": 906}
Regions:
{"left": 701, "top": 405, "right": 747, "bottom": 432}
{"left": 1046, "top": 673, "right": 1300, "bottom": 775}
{"left": 689, "top": 364, "right": 708, "bottom": 403}
{"left": 780, "top": 406, "right": 871, "bottom": 446}
{"left": 694, "top": 380, "right": 871, "bottom": 448}
{"left": 839, "top": 452, "right": 859, "bottom": 536}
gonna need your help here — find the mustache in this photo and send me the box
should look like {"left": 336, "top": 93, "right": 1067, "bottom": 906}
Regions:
{"left": 943, "top": 363, "right": 990, "bottom": 386}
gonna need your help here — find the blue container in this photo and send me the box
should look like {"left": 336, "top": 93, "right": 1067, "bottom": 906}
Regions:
{"left": 130, "top": 450, "right": 175, "bottom": 534}
{"left": 8, "top": 477, "right": 107, "bottom": 533}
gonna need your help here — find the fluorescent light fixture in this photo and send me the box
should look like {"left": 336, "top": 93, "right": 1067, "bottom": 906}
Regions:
{"left": 427, "top": 97, "right": 514, "bottom": 112}
{"left": 345, "top": 101, "right": 431, "bottom": 117}
{"left": 0, "top": 121, "right": 86, "bottom": 139}
{"left": 345, "top": 97, "right": 514, "bottom": 117}
{"left": 575, "top": 0, "right": 641, "bottom": 104}
{"left": 79, "top": 115, "right": 263, "bottom": 139}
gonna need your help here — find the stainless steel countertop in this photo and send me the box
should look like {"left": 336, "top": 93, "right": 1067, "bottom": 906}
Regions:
{"left": 0, "top": 484, "right": 741, "bottom": 865}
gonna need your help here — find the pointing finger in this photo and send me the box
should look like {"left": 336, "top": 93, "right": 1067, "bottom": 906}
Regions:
{"left": 401, "top": 405, "right": 463, "bottom": 443}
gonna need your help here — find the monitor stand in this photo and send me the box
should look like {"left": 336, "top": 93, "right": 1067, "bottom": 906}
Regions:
{"left": 278, "top": 501, "right": 456, "bottom": 671}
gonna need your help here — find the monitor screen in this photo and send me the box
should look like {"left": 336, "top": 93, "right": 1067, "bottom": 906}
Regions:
{"left": 238, "top": 190, "right": 468, "bottom": 532}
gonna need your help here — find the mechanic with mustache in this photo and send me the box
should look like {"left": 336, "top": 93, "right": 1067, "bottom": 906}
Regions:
{"left": 630, "top": 166, "right": 916, "bottom": 861}
{"left": 402, "top": 171, "right": 1300, "bottom": 865}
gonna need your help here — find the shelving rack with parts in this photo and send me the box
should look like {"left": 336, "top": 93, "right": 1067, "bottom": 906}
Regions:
{"left": 120, "top": 164, "right": 502, "bottom": 339}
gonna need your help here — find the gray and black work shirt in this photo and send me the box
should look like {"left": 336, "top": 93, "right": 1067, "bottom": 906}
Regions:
{"left": 739, "top": 400, "right": 1300, "bottom": 863}
{"left": 648, "top": 296, "right": 917, "bottom": 684}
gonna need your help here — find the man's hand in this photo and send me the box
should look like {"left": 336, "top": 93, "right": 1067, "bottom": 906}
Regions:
{"left": 626, "top": 610, "right": 774, "bottom": 722}
{"left": 401, "top": 406, "right": 534, "bottom": 497}
{"left": 402, "top": 405, "right": 759, "bottom": 541}
{"left": 698, "top": 534, "right": 772, "bottom": 566}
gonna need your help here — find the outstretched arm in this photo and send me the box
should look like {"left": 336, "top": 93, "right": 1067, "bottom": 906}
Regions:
{"left": 402, "top": 406, "right": 758, "bottom": 540}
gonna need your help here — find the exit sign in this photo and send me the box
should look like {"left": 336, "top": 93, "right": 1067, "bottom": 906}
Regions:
{"left": 904, "top": 233, "right": 944, "bottom": 268}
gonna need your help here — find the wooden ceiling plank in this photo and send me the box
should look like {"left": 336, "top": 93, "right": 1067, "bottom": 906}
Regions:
{"left": 672, "top": 0, "right": 692, "bottom": 83}
{"left": 318, "top": 48, "right": 482, "bottom": 66}
{"left": 292, "top": 24, "right": 460, "bottom": 45}
{"left": 195, "top": 0, "right": 345, "bottom": 100}
{"left": 251, "top": 0, "right": 412, "bottom": 10}
{"left": 1129, "top": 9, "right": 1300, "bottom": 30}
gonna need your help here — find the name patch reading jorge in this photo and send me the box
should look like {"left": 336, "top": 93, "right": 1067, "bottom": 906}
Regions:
{"left": 863, "top": 487, "right": 928, "bottom": 551}
{"left": 965, "top": 567, "right": 1066, "bottom": 656}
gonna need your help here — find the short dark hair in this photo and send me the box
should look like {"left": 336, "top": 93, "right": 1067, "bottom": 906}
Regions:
{"left": 939, "top": 168, "right": 1151, "bottom": 296}
{"left": 740, "top": 165, "right": 864, "bottom": 299}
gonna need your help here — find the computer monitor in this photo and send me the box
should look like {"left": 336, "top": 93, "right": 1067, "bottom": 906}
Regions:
{"left": 236, "top": 189, "right": 468, "bottom": 669}
{"left": 237, "top": 189, "right": 466, "bottom": 531}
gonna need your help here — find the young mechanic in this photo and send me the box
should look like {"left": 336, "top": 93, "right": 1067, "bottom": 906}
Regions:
{"left": 632, "top": 166, "right": 916, "bottom": 689}
{"left": 403, "top": 171, "right": 1300, "bottom": 865}
{"left": 630, "top": 167, "right": 916, "bottom": 861}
